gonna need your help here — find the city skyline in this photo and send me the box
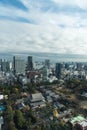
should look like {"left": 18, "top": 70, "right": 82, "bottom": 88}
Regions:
{"left": 1, "top": 0, "right": 87, "bottom": 54}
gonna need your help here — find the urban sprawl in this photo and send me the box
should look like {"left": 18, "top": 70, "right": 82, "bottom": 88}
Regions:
{"left": 0, "top": 56, "right": 87, "bottom": 130}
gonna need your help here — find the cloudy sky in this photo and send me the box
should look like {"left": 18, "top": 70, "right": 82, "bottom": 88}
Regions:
{"left": 0, "top": 0, "right": 87, "bottom": 54}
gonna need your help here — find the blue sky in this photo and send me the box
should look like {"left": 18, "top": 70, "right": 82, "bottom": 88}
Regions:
{"left": 0, "top": 0, "right": 87, "bottom": 54}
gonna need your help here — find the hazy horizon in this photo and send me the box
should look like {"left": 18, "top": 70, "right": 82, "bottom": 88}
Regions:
{"left": 0, "top": 52, "right": 87, "bottom": 62}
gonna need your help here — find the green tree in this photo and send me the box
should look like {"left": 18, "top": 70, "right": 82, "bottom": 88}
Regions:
{"left": 35, "top": 126, "right": 42, "bottom": 130}
{"left": 14, "top": 110, "right": 24, "bottom": 129}
{"left": 6, "top": 105, "right": 14, "bottom": 122}
{"left": 26, "top": 109, "right": 37, "bottom": 123}
{"left": 8, "top": 121, "right": 18, "bottom": 130}
{"left": 25, "top": 118, "right": 32, "bottom": 130}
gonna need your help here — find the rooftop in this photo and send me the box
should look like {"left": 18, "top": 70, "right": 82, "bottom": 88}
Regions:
{"left": 70, "top": 115, "right": 85, "bottom": 124}
{"left": 30, "top": 93, "right": 44, "bottom": 102}
{"left": 78, "top": 120, "right": 87, "bottom": 127}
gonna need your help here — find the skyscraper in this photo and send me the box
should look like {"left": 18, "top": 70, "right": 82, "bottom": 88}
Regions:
{"left": 45, "top": 59, "right": 50, "bottom": 69}
{"left": 1, "top": 59, "right": 10, "bottom": 72}
{"left": 27, "top": 56, "right": 33, "bottom": 71}
{"left": 42, "top": 67, "right": 48, "bottom": 81}
{"left": 77, "top": 63, "right": 82, "bottom": 71}
{"left": 13, "top": 56, "right": 25, "bottom": 74}
{"left": 0, "top": 59, "right": 2, "bottom": 71}
{"left": 0, "top": 59, "right": 10, "bottom": 72}
{"left": 55, "top": 63, "right": 62, "bottom": 78}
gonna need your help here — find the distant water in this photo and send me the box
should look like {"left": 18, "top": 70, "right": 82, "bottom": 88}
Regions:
{"left": 0, "top": 52, "right": 87, "bottom": 62}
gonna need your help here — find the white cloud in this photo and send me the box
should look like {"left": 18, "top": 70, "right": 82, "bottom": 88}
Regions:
{"left": 0, "top": 0, "right": 87, "bottom": 54}
{"left": 52, "top": 0, "right": 87, "bottom": 10}
{"left": 0, "top": 19, "right": 87, "bottom": 55}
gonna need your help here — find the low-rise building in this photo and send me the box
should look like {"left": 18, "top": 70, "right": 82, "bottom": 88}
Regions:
{"left": 29, "top": 93, "right": 46, "bottom": 109}
{"left": 77, "top": 120, "right": 87, "bottom": 130}
{"left": 0, "top": 116, "right": 4, "bottom": 130}
{"left": 70, "top": 115, "right": 85, "bottom": 127}
{"left": 70, "top": 115, "right": 86, "bottom": 130}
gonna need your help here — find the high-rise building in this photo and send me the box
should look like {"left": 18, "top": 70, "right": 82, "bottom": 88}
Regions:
{"left": 45, "top": 59, "right": 50, "bottom": 69}
{"left": 27, "top": 56, "right": 33, "bottom": 71}
{"left": 0, "top": 59, "right": 2, "bottom": 71}
{"left": 77, "top": 63, "right": 82, "bottom": 71}
{"left": 0, "top": 59, "right": 10, "bottom": 72}
{"left": 13, "top": 56, "right": 25, "bottom": 74}
{"left": 65, "top": 63, "right": 69, "bottom": 69}
{"left": 55, "top": 63, "right": 62, "bottom": 78}
{"left": 42, "top": 67, "right": 48, "bottom": 81}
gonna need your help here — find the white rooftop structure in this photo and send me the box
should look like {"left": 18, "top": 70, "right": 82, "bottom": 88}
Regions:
{"left": 82, "top": 93, "right": 87, "bottom": 98}
{"left": 30, "top": 93, "right": 46, "bottom": 109}
{"left": 30, "top": 93, "right": 44, "bottom": 102}
{"left": 78, "top": 120, "right": 87, "bottom": 128}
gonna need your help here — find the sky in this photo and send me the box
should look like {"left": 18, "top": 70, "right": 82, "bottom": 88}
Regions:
{"left": 1, "top": 0, "right": 87, "bottom": 54}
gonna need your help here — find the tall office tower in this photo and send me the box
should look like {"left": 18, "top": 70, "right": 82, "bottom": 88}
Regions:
{"left": 65, "top": 63, "right": 69, "bottom": 69}
{"left": 0, "top": 59, "right": 2, "bottom": 71}
{"left": 27, "top": 56, "right": 33, "bottom": 71}
{"left": 13, "top": 56, "right": 15, "bottom": 74}
{"left": 1, "top": 59, "right": 10, "bottom": 72}
{"left": 45, "top": 59, "right": 50, "bottom": 69}
{"left": 42, "top": 67, "right": 48, "bottom": 81}
{"left": 55, "top": 63, "right": 62, "bottom": 78}
{"left": 77, "top": 63, "right": 82, "bottom": 71}
{"left": 13, "top": 56, "right": 25, "bottom": 75}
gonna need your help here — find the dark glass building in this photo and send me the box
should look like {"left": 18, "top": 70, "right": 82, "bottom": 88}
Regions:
{"left": 45, "top": 59, "right": 50, "bottom": 69}
{"left": 27, "top": 56, "right": 33, "bottom": 71}
{"left": 55, "top": 63, "right": 62, "bottom": 78}
{"left": 13, "top": 56, "right": 25, "bottom": 74}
